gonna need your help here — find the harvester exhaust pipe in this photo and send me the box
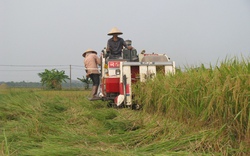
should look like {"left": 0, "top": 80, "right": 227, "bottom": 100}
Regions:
{"left": 123, "top": 75, "right": 127, "bottom": 105}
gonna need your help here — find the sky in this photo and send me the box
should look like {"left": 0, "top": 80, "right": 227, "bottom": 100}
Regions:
{"left": 1, "top": 0, "right": 250, "bottom": 82}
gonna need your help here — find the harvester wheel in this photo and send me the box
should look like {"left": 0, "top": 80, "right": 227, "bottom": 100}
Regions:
{"left": 132, "top": 104, "right": 141, "bottom": 110}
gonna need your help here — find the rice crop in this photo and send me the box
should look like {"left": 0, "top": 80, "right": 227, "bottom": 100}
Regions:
{"left": 133, "top": 56, "right": 250, "bottom": 155}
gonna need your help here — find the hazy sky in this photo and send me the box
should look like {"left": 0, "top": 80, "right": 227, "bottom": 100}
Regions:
{"left": 1, "top": 0, "right": 250, "bottom": 82}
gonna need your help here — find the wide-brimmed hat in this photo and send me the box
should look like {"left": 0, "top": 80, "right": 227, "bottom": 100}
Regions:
{"left": 107, "top": 27, "right": 123, "bottom": 35}
{"left": 82, "top": 48, "right": 97, "bottom": 57}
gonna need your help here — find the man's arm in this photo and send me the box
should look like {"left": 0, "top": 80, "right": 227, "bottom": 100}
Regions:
{"left": 106, "top": 41, "right": 110, "bottom": 58}
{"left": 122, "top": 38, "right": 133, "bottom": 50}
{"left": 122, "top": 39, "right": 128, "bottom": 49}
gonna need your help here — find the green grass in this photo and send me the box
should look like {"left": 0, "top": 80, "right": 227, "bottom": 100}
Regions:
{"left": 0, "top": 89, "right": 215, "bottom": 156}
{"left": 0, "top": 57, "right": 250, "bottom": 155}
{"left": 133, "top": 56, "right": 250, "bottom": 155}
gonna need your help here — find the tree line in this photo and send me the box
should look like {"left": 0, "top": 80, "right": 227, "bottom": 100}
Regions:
{"left": 1, "top": 69, "right": 92, "bottom": 89}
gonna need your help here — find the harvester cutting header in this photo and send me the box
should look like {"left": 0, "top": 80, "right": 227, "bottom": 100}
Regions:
{"left": 83, "top": 27, "right": 175, "bottom": 109}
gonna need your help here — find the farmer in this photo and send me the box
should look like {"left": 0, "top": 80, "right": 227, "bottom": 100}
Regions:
{"left": 82, "top": 48, "right": 101, "bottom": 100}
{"left": 106, "top": 27, "right": 133, "bottom": 59}
{"left": 123, "top": 39, "right": 138, "bottom": 61}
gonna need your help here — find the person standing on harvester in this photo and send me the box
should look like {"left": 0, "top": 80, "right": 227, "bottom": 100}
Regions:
{"left": 106, "top": 27, "right": 132, "bottom": 59}
{"left": 82, "top": 49, "right": 101, "bottom": 100}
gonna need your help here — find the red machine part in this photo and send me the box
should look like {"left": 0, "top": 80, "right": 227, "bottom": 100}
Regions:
{"left": 131, "top": 66, "right": 139, "bottom": 83}
{"left": 119, "top": 83, "right": 130, "bottom": 96}
{"left": 103, "top": 77, "right": 120, "bottom": 93}
{"left": 108, "top": 61, "right": 120, "bottom": 68}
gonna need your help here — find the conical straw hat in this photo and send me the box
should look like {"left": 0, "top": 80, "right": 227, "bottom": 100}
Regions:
{"left": 82, "top": 48, "right": 97, "bottom": 57}
{"left": 107, "top": 27, "right": 123, "bottom": 35}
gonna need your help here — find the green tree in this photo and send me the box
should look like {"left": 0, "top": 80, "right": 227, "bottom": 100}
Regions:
{"left": 38, "top": 69, "right": 69, "bottom": 90}
{"left": 77, "top": 76, "right": 92, "bottom": 89}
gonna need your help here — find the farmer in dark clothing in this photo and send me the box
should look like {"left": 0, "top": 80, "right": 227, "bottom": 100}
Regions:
{"left": 123, "top": 39, "right": 138, "bottom": 61}
{"left": 106, "top": 27, "right": 132, "bottom": 59}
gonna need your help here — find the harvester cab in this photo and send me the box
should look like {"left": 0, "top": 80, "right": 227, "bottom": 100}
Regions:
{"left": 98, "top": 48, "right": 175, "bottom": 109}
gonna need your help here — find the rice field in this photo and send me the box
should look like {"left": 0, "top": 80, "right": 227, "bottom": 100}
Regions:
{"left": 0, "top": 57, "right": 249, "bottom": 155}
{"left": 133, "top": 57, "right": 250, "bottom": 155}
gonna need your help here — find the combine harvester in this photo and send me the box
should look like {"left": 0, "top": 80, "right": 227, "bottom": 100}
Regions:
{"left": 97, "top": 48, "right": 175, "bottom": 109}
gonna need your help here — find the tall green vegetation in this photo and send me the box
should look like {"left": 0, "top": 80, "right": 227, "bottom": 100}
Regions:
{"left": 133, "top": 57, "right": 250, "bottom": 155}
{"left": 38, "top": 69, "right": 69, "bottom": 90}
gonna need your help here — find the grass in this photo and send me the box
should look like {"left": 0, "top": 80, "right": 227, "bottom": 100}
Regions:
{"left": 133, "top": 56, "right": 250, "bottom": 155}
{"left": 3, "top": 129, "right": 9, "bottom": 156}
{"left": 0, "top": 56, "right": 249, "bottom": 155}
{"left": 0, "top": 89, "right": 214, "bottom": 156}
